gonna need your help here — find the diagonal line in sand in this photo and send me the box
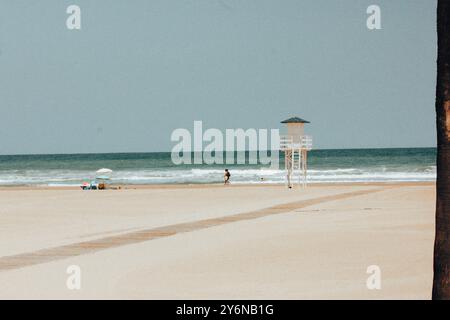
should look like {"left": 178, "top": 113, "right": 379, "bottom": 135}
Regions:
{"left": 0, "top": 187, "right": 389, "bottom": 272}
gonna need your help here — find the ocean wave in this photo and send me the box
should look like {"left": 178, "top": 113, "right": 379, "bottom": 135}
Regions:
{"left": 0, "top": 166, "right": 437, "bottom": 186}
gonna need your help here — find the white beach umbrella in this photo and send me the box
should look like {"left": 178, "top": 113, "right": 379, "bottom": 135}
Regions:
{"left": 96, "top": 168, "right": 113, "bottom": 181}
{"left": 96, "top": 168, "right": 113, "bottom": 175}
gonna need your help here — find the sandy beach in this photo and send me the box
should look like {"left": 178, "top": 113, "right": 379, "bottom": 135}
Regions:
{"left": 0, "top": 182, "right": 435, "bottom": 299}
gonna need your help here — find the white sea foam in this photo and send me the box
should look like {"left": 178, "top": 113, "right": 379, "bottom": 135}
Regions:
{"left": 0, "top": 166, "right": 437, "bottom": 186}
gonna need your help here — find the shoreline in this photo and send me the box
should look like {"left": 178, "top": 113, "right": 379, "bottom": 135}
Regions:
{"left": 0, "top": 180, "right": 436, "bottom": 191}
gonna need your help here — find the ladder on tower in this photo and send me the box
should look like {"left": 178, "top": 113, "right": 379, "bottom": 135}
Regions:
{"left": 280, "top": 135, "right": 312, "bottom": 188}
{"left": 293, "top": 149, "right": 307, "bottom": 187}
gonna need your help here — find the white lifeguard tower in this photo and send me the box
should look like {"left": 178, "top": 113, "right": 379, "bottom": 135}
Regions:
{"left": 280, "top": 117, "right": 312, "bottom": 188}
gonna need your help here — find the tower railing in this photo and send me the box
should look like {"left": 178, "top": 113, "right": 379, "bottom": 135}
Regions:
{"left": 279, "top": 135, "right": 312, "bottom": 151}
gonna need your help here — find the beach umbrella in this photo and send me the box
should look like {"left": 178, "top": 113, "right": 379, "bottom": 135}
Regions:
{"left": 96, "top": 168, "right": 113, "bottom": 175}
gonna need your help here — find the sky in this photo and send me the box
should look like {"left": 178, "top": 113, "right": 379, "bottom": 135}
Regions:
{"left": 0, "top": 0, "right": 437, "bottom": 154}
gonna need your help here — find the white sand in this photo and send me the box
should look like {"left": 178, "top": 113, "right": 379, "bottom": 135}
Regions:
{"left": 0, "top": 183, "right": 435, "bottom": 299}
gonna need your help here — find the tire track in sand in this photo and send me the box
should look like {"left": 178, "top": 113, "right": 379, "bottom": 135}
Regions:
{"left": 0, "top": 187, "right": 391, "bottom": 271}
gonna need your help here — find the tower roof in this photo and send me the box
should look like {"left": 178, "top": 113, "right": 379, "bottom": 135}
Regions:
{"left": 280, "top": 117, "right": 310, "bottom": 124}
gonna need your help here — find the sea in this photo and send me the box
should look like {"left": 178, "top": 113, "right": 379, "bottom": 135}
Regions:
{"left": 0, "top": 148, "right": 436, "bottom": 186}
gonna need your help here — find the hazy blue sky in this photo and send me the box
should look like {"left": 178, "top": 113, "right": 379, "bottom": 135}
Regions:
{"left": 0, "top": 0, "right": 437, "bottom": 154}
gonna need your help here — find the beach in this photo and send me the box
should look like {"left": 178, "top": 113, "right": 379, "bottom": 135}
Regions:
{"left": 0, "top": 182, "right": 435, "bottom": 299}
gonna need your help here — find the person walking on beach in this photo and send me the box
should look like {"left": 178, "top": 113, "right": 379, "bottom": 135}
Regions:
{"left": 224, "top": 169, "right": 230, "bottom": 184}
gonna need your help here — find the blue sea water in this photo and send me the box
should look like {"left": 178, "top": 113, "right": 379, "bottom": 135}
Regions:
{"left": 0, "top": 148, "right": 436, "bottom": 186}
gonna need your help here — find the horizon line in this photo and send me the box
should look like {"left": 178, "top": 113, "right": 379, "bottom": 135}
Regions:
{"left": 0, "top": 146, "right": 437, "bottom": 157}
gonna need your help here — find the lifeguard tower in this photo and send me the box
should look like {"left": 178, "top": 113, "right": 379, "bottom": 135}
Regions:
{"left": 280, "top": 117, "right": 312, "bottom": 188}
